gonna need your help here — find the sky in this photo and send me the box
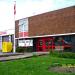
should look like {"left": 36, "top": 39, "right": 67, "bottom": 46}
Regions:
{"left": 0, "top": 0, "right": 75, "bottom": 32}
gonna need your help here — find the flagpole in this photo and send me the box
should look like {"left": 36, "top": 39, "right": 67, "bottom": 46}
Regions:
{"left": 13, "top": 1, "right": 16, "bottom": 53}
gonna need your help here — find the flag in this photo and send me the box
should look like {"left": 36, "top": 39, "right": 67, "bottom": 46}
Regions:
{"left": 14, "top": 1, "right": 16, "bottom": 15}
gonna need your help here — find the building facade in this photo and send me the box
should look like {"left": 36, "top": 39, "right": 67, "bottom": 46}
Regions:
{"left": 0, "top": 29, "right": 14, "bottom": 52}
{"left": 15, "top": 6, "right": 75, "bottom": 52}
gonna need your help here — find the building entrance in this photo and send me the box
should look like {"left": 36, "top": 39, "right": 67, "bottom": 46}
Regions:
{"left": 36, "top": 37, "right": 54, "bottom": 52}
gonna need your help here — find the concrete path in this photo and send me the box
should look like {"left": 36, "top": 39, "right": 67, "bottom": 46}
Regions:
{"left": 0, "top": 52, "right": 23, "bottom": 57}
{"left": 0, "top": 52, "right": 49, "bottom": 61}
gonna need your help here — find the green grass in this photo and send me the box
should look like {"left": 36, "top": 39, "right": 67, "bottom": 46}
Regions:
{"left": 0, "top": 55, "right": 75, "bottom": 75}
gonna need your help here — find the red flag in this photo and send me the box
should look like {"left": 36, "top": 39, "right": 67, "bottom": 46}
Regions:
{"left": 14, "top": 1, "right": 16, "bottom": 15}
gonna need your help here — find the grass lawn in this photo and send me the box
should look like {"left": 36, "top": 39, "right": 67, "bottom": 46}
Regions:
{"left": 0, "top": 55, "right": 75, "bottom": 75}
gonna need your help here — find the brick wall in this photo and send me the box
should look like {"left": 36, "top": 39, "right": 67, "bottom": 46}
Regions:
{"left": 28, "top": 6, "right": 75, "bottom": 36}
{"left": 15, "top": 6, "right": 75, "bottom": 38}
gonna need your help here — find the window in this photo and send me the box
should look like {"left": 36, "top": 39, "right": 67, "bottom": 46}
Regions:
{"left": 23, "top": 22, "right": 28, "bottom": 32}
{"left": 19, "top": 18, "right": 28, "bottom": 32}
{"left": 55, "top": 37, "right": 63, "bottom": 46}
{"left": 64, "top": 36, "right": 71, "bottom": 42}
{"left": 19, "top": 18, "right": 28, "bottom": 37}
{"left": 19, "top": 24, "right": 24, "bottom": 32}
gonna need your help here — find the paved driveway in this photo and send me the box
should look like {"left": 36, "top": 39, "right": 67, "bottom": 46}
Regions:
{"left": 0, "top": 52, "right": 49, "bottom": 61}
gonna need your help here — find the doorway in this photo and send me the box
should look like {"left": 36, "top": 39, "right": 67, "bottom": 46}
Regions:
{"left": 36, "top": 37, "right": 54, "bottom": 52}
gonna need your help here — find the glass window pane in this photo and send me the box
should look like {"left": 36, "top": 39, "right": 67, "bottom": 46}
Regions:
{"left": 19, "top": 24, "right": 23, "bottom": 32}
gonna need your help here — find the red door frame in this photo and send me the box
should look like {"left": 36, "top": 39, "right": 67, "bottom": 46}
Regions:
{"left": 36, "top": 38, "right": 45, "bottom": 52}
{"left": 36, "top": 37, "right": 54, "bottom": 52}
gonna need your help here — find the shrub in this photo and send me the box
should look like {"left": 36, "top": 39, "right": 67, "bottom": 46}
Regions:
{"left": 16, "top": 47, "right": 25, "bottom": 53}
{"left": 49, "top": 50, "right": 60, "bottom": 57}
{"left": 26, "top": 47, "right": 33, "bottom": 52}
{"left": 64, "top": 47, "right": 72, "bottom": 52}
{"left": 49, "top": 51, "right": 75, "bottom": 59}
{"left": 60, "top": 52, "right": 75, "bottom": 59}
{"left": 16, "top": 46, "right": 33, "bottom": 53}
{"left": 49, "top": 50, "right": 53, "bottom": 55}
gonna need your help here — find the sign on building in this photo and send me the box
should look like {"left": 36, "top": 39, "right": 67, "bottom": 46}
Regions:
{"left": 18, "top": 39, "right": 33, "bottom": 47}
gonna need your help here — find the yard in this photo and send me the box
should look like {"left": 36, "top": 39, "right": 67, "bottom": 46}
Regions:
{"left": 0, "top": 53, "right": 75, "bottom": 75}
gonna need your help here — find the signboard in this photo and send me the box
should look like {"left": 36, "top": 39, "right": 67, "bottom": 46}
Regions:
{"left": 18, "top": 40, "right": 25, "bottom": 47}
{"left": 18, "top": 39, "right": 33, "bottom": 47}
{"left": 19, "top": 42, "right": 25, "bottom": 47}
{"left": 25, "top": 40, "right": 33, "bottom": 47}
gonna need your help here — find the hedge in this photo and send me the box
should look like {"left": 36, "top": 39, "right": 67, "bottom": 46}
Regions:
{"left": 16, "top": 46, "right": 33, "bottom": 53}
{"left": 50, "top": 51, "right": 75, "bottom": 59}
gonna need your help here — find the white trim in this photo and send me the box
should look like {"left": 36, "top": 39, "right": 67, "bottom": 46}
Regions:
{"left": 15, "top": 33, "right": 75, "bottom": 39}
{"left": 0, "top": 34, "right": 14, "bottom": 37}
{"left": 0, "top": 29, "right": 14, "bottom": 36}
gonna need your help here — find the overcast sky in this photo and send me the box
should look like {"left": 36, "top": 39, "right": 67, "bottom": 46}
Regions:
{"left": 0, "top": 0, "right": 75, "bottom": 31}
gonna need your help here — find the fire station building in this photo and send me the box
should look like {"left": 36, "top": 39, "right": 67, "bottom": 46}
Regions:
{"left": 15, "top": 6, "right": 75, "bottom": 52}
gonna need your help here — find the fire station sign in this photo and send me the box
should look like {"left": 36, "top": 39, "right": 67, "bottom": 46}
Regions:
{"left": 18, "top": 39, "right": 33, "bottom": 47}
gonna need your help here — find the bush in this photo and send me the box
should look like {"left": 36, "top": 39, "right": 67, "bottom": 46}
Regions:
{"left": 64, "top": 47, "right": 72, "bottom": 52}
{"left": 49, "top": 50, "right": 60, "bottom": 57}
{"left": 16, "top": 46, "right": 33, "bottom": 53}
{"left": 60, "top": 52, "right": 75, "bottom": 59}
{"left": 16, "top": 47, "right": 25, "bottom": 53}
{"left": 49, "top": 51, "right": 75, "bottom": 59}
{"left": 26, "top": 47, "right": 33, "bottom": 52}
